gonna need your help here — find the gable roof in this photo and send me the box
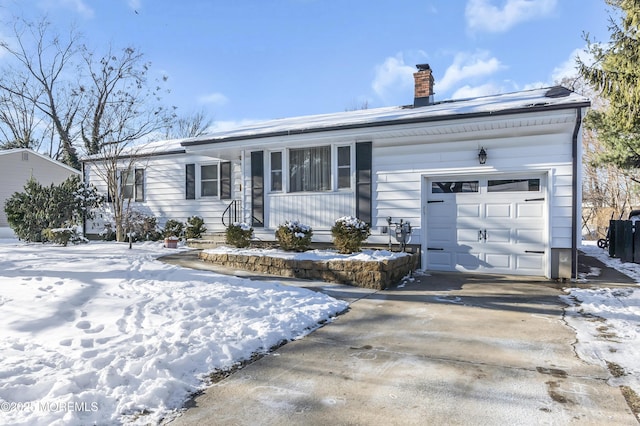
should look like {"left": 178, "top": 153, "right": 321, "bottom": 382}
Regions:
{"left": 0, "top": 148, "right": 81, "bottom": 174}
{"left": 181, "top": 86, "right": 590, "bottom": 147}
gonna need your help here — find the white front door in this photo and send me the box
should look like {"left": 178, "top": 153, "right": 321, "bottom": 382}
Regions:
{"left": 425, "top": 175, "right": 547, "bottom": 276}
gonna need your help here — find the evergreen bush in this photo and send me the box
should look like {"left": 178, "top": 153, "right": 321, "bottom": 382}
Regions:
{"left": 125, "top": 210, "right": 162, "bottom": 242}
{"left": 186, "top": 216, "right": 207, "bottom": 239}
{"left": 162, "top": 219, "right": 184, "bottom": 239}
{"left": 4, "top": 176, "right": 102, "bottom": 242}
{"left": 275, "top": 220, "right": 313, "bottom": 251}
{"left": 225, "top": 223, "right": 253, "bottom": 248}
{"left": 331, "top": 216, "right": 371, "bottom": 254}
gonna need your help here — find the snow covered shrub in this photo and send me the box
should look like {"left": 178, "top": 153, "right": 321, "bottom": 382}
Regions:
{"left": 186, "top": 216, "right": 207, "bottom": 239}
{"left": 125, "top": 210, "right": 162, "bottom": 242}
{"left": 331, "top": 216, "right": 371, "bottom": 254}
{"left": 225, "top": 222, "right": 253, "bottom": 248}
{"left": 4, "top": 176, "right": 103, "bottom": 242}
{"left": 42, "top": 227, "right": 85, "bottom": 246}
{"left": 275, "top": 220, "right": 313, "bottom": 251}
{"left": 162, "top": 219, "right": 185, "bottom": 239}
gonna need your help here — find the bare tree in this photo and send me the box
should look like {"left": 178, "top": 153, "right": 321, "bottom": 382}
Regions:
{"left": 0, "top": 17, "right": 83, "bottom": 168}
{"left": 0, "top": 87, "right": 48, "bottom": 150}
{"left": 165, "top": 110, "right": 214, "bottom": 139}
{"left": 79, "top": 45, "right": 175, "bottom": 242}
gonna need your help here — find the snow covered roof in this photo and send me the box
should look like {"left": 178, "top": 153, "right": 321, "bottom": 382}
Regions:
{"left": 0, "top": 148, "right": 81, "bottom": 174}
{"left": 181, "top": 86, "right": 590, "bottom": 147}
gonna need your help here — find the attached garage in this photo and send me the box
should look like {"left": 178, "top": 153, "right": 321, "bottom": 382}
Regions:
{"left": 425, "top": 175, "right": 547, "bottom": 276}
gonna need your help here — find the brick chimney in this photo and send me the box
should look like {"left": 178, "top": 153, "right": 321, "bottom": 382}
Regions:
{"left": 413, "top": 63, "right": 434, "bottom": 107}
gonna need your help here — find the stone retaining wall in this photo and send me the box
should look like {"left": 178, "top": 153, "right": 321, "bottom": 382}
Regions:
{"left": 198, "top": 251, "right": 419, "bottom": 290}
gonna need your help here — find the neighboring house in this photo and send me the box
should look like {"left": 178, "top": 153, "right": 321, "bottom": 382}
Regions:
{"left": 83, "top": 65, "right": 590, "bottom": 279}
{"left": 0, "top": 148, "right": 81, "bottom": 238}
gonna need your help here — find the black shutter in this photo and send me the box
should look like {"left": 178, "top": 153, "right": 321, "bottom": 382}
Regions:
{"left": 250, "top": 151, "right": 264, "bottom": 227}
{"left": 220, "top": 162, "right": 232, "bottom": 200}
{"left": 355, "top": 142, "right": 372, "bottom": 225}
{"left": 185, "top": 164, "right": 195, "bottom": 200}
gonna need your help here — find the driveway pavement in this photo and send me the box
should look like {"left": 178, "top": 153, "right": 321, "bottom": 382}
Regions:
{"left": 162, "top": 251, "right": 637, "bottom": 425}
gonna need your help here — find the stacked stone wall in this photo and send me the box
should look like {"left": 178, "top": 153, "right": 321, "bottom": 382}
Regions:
{"left": 198, "top": 251, "right": 419, "bottom": 290}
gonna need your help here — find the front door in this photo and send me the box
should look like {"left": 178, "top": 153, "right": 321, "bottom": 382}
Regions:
{"left": 425, "top": 175, "right": 547, "bottom": 276}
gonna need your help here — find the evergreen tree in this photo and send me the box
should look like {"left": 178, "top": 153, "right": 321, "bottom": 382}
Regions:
{"left": 579, "top": 0, "right": 640, "bottom": 177}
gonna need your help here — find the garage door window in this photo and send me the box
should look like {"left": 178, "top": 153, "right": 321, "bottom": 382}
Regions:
{"left": 432, "top": 181, "right": 479, "bottom": 193}
{"left": 488, "top": 179, "right": 540, "bottom": 192}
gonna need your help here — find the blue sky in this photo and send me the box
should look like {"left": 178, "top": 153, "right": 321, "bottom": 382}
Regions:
{"left": 1, "top": 0, "right": 609, "bottom": 129}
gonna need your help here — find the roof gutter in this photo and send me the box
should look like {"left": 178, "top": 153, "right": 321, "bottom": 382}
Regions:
{"left": 182, "top": 101, "right": 591, "bottom": 147}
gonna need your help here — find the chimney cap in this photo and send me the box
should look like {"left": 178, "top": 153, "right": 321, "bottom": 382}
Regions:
{"left": 416, "top": 63, "right": 431, "bottom": 71}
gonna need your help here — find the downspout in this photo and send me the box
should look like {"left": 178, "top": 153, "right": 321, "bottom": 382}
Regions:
{"left": 571, "top": 107, "right": 583, "bottom": 279}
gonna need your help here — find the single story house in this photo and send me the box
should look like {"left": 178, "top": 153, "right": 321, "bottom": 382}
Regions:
{"left": 0, "top": 148, "right": 81, "bottom": 238}
{"left": 83, "top": 65, "right": 590, "bottom": 279}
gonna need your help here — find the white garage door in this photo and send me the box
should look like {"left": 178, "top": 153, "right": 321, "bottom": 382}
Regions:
{"left": 425, "top": 175, "right": 546, "bottom": 276}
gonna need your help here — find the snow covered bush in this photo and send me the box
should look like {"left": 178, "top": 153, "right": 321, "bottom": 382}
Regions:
{"left": 331, "top": 216, "right": 371, "bottom": 254}
{"left": 162, "top": 219, "right": 184, "bottom": 239}
{"left": 186, "top": 216, "right": 207, "bottom": 239}
{"left": 4, "top": 175, "right": 103, "bottom": 242}
{"left": 124, "top": 210, "right": 162, "bottom": 242}
{"left": 42, "top": 227, "right": 85, "bottom": 246}
{"left": 275, "top": 220, "right": 313, "bottom": 252}
{"left": 225, "top": 222, "right": 253, "bottom": 248}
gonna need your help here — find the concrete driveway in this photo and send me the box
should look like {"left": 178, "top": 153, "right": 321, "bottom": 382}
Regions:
{"left": 163, "top": 254, "right": 637, "bottom": 425}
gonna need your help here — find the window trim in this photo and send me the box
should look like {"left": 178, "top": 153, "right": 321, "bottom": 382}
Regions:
{"left": 267, "top": 143, "right": 354, "bottom": 194}
{"left": 117, "top": 167, "right": 145, "bottom": 201}
{"left": 185, "top": 161, "right": 232, "bottom": 199}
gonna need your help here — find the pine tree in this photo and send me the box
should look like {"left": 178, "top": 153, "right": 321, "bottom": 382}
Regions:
{"left": 579, "top": 0, "right": 640, "bottom": 175}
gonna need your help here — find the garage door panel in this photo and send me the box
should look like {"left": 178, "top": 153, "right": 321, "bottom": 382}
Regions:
{"left": 457, "top": 204, "right": 480, "bottom": 217}
{"left": 457, "top": 228, "right": 481, "bottom": 243}
{"left": 516, "top": 254, "right": 544, "bottom": 270}
{"left": 485, "top": 203, "right": 512, "bottom": 218}
{"left": 430, "top": 227, "right": 455, "bottom": 244}
{"left": 455, "top": 252, "right": 482, "bottom": 270}
{"left": 429, "top": 251, "right": 453, "bottom": 269}
{"left": 428, "top": 203, "right": 453, "bottom": 217}
{"left": 485, "top": 228, "right": 510, "bottom": 243}
{"left": 516, "top": 229, "right": 544, "bottom": 244}
{"left": 517, "top": 203, "right": 543, "bottom": 218}
{"left": 485, "top": 253, "right": 511, "bottom": 268}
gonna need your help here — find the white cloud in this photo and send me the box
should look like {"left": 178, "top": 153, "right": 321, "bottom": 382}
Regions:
{"left": 127, "top": 0, "right": 142, "bottom": 11}
{"left": 465, "top": 0, "right": 557, "bottom": 33}
{"left": 39, "top": 0, "right": 94, "bottom": 18}
{"left": 198, "top": 92, "right": 229, "bottom": 106}
{"left": 551, "top": 47, "right": 595, "bottom": 83}
{"left": 451, "top": 83, "right": 501, "bottom": 99}
{"left": 437, "top": 50, "right": 504, "bottom": 93}
{"left": 371, "top": 53, "right": 415, "bottom": 100}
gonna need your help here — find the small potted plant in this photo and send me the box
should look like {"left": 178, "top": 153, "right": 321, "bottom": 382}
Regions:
{"left": 163, "top": 219, "right": 184, "bottom": 249}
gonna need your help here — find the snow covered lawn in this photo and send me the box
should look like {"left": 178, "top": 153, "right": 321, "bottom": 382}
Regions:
{"left": 563, "top": 241, "right": 640, "bottom": 408}
{"left": 0, "top": 241, "right": 348, "bottom": 425}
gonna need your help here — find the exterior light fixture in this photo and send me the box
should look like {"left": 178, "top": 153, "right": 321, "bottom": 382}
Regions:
{"left": 478, "top": 147, "right": 487, "bottom": 165}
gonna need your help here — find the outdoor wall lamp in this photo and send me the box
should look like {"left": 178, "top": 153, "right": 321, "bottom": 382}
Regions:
{"left": 478, "top": 147, "right": 487, "bottom": 165}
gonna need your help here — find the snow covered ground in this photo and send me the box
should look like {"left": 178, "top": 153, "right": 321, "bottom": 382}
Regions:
{"left": 1, "top": 239, "right": 637, "bottom": 425}
{"left": 563, "top": 241, "right": 640, "bottom": 400}
{"left": 0, "top": 241, "right": 348, "bottom": 425}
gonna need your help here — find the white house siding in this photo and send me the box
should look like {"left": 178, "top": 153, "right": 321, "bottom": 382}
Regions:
{"left": 368, "top": 110, "right": 581, "bottom": 276}
{"left": 267, "top": 192, "right": 355, "bottom": 229}
{"left": 0, "top": 149, "right": 80, "bottom": 236}
{"left": 84, "top": 153, "right": 241, "bottom": 237}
